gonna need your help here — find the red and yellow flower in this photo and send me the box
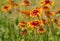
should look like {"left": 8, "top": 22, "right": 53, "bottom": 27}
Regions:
{"left": 21, "top": 10, "right": 30, "bottom": 16}
{"left": 38, "top": 28, "right": 46, "bottom": 33}
{"left": 18, "top": 22, "right": 27, "bottom": 27}
{"left": 18, "top": 22, "right": 28, "bottom": 31}
{"left": 2, "top": 5, "right": 12, "bottom": 12}
{"left": 20, "top": 29, "right": 27, "bottom": 35}
{"left": 30, "top": 7, "right": 42, "bottom": 17}
{"left": 40, "top": 0, "right": 54, "bottom": 6}
{"left": 21, "top": 0, "right": 30, "bottom": 6}
{"left": 43, "top": 5, "right": 50, "bottom": 10}
{"left": 30, "top": 20, "right": 40, "bottom": 27}
{"left": 30, "top": 20, "right": 43, "bottom": 28}
{"left": 54, "top": 19, "right": 60, "bottom": 25}
{"left": 42, "top": 19, "right": 50, "bottom": 24}
{"left": 8, "top": 0, "right": 20, "bottom": 8}
{"left": 45, "top": 11, "right": 55, "bottom": 17}
{"left": 56, "top": 8, "right": 60, "bottom": 14}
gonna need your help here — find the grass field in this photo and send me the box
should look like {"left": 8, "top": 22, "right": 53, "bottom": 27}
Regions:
{"left": 0, "top": 0, "right": 60, "bottom": 41}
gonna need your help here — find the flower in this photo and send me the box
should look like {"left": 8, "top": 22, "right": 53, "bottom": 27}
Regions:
{"left": 21, "top": 0, "right": 30, "bottom": 6}
{"left": 9, "top": 0, "right": 15, "bottom": 6}
{"left": 18, "top": 22, "right": 27, "bottom": 27}
{"left": 42, "top": 19, "right": 50, "bottom": 24}
{"left": 38, "top": 28, "right": 46, "bottom": 33}
{"left": 40, "top": 1, "right": 45, "bottom": 5}
{"left": 56, "top": 8, "right": 60, "bottom": 14}
{"left": 21, "top": 10, "right": 30, "bottom": 16}
{"left": 14, "top": 3, "right": 20, "bottom": 8}
{"left": 20, "top": 29, "right": 27, "bottom": 35}
{"left": 45, "top": 11, "right": 55, "bottom": 17}
{"left": 30, "top": 20, "right": 43, "bottom": 27}
{"left": 18, "top": 22, "right": 28, "bottom": 31}
{"left": 30, "top": 20, "right": 40, "bottom": 27}
{"left": 2, "top": 5, "right": 12, "bottom": 12}
{"left": 43, "top": 5, "right": 50, "bottom": 10}
{"left": 40, "top": 0, "right": 54, "bottom": 6}
{"left": 9, "top": 0, "right": 20, "bottom": 8}
{"left": 54, "top": 19, "right": 60, "bottom": 24}
{"left": 39, "top": 20, "right": 43, "bottom": 26}
{"left": 30, "top": 7, "right": 42, "bottom": 17}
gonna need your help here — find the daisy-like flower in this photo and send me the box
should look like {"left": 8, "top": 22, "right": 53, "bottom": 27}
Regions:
{"left": 13, "top": 3, "right": 20, "bottom": 8}
{"left": 55, "top": 19, "right": 60, "bottom": 24}
{"left": 9, "top": 0, "right": 20, "bottom": 8}
{"left": 21, "top": 0, "right": 30, "bottom": 6}
{"left": 30, "top": 20, "right": 40, "bottom": 27}
{"left": 18, "top": 22, "right": 27, "bottom": 27}
{"left": 21, "top": 10, "right": 30, "bottom": 16}
{"left": 9, "top": 0, "right": 15, "bottom": 6}
{"left": 54, "top": 19, "right": 58, "bottom": 24}
{"left": 30, "top": 7, "right": 42, "bottom": 17}
{"left": 18, "top": 22, "right": 28, "bottom": 31}
{"left": 30, "top": 20, "right": 43, "bottom": 28}
{"left": 38, "top": 28, "right": 46, "bottom": 34}
{"left": 56, "top": 8, "right": 60, "bottom": 14}
{"left": 2, "top": 5, "right": 12, "bottom": 12}
{"left": 40, "top": 0, "right": 54, "bottom": 6}
{"left": 45, "top": 11, "right": 55, "bottom": 18}
{"left": 42, "top": 19, "right": 50, "bottom": 24}
{"left": 20, "top": 29, "right": 27, "bottom": 35}
{"left": 43, "top": 5, "right": 50, "bottom": 10}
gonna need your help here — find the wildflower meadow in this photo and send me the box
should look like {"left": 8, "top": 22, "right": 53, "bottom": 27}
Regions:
{"left": 0, "top": 0, "right": 60, "bottom": 41}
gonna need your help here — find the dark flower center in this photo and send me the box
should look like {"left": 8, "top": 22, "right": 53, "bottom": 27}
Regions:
{"left": 45, "top": 0, "right": 50, "bottom": 4}
{"left": 4, "top": 6, "right": 8, "bottom": 9}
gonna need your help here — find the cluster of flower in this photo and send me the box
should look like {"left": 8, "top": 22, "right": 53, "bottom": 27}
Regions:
{"left": 1, "top": 0, "right": 60, "bottom": 36}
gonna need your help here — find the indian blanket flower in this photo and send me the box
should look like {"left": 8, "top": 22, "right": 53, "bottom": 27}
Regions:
{"left": 9, "top": 0, "right": 20, "bottom": 8}
{"left": 54, "top": 19, "right": 60, "bottom": 24}
{"left": 30, "top": 20, "right": 40, "bottom": 27}
{"left": 14, "top": 3, "right": 20, "bottom": 8}
{"left": 2, "top": 5, "right": 12, "bottom": 12}
{"left": 21, "top": 10, "right": 30, "bottom": 16}
{"left": 56, "top": 8, "right": 60, "bottom": 14}
{"left": 43, "top": 5, "right": 50, "bottom": 10}
{"left": 38, "top": 28, "right": 46, "bottom": 34}
{"left": 42, "top": 19, "right": 50, "bottom": 24}
{"left": 21, "top": 0, "right": 30, "bottom": 6}
{"left": 30, "top": 20, "right": 43, "bottom": 28}
{"left": 18, "top": 22, "right": 27, "bottom": 27}
{"left": 20, "top": 29, "right": 27, "bottom": 35}
{"left": 45, "top": 11, "right": 55, "bottom": 18}
{"left": 54, "top": 19, "right": 58, "bottom": 24}
{"left": 40, "top": 0, "right": 54, "bottom": 6}
{"left": 18, "top": 22, "right": 28, "bottom": 31}
{"left": 30, "top": 7, "right": 42, "bottom": 17}
{"left": 9, "top": 0, "right": 15, "bottom": 6}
